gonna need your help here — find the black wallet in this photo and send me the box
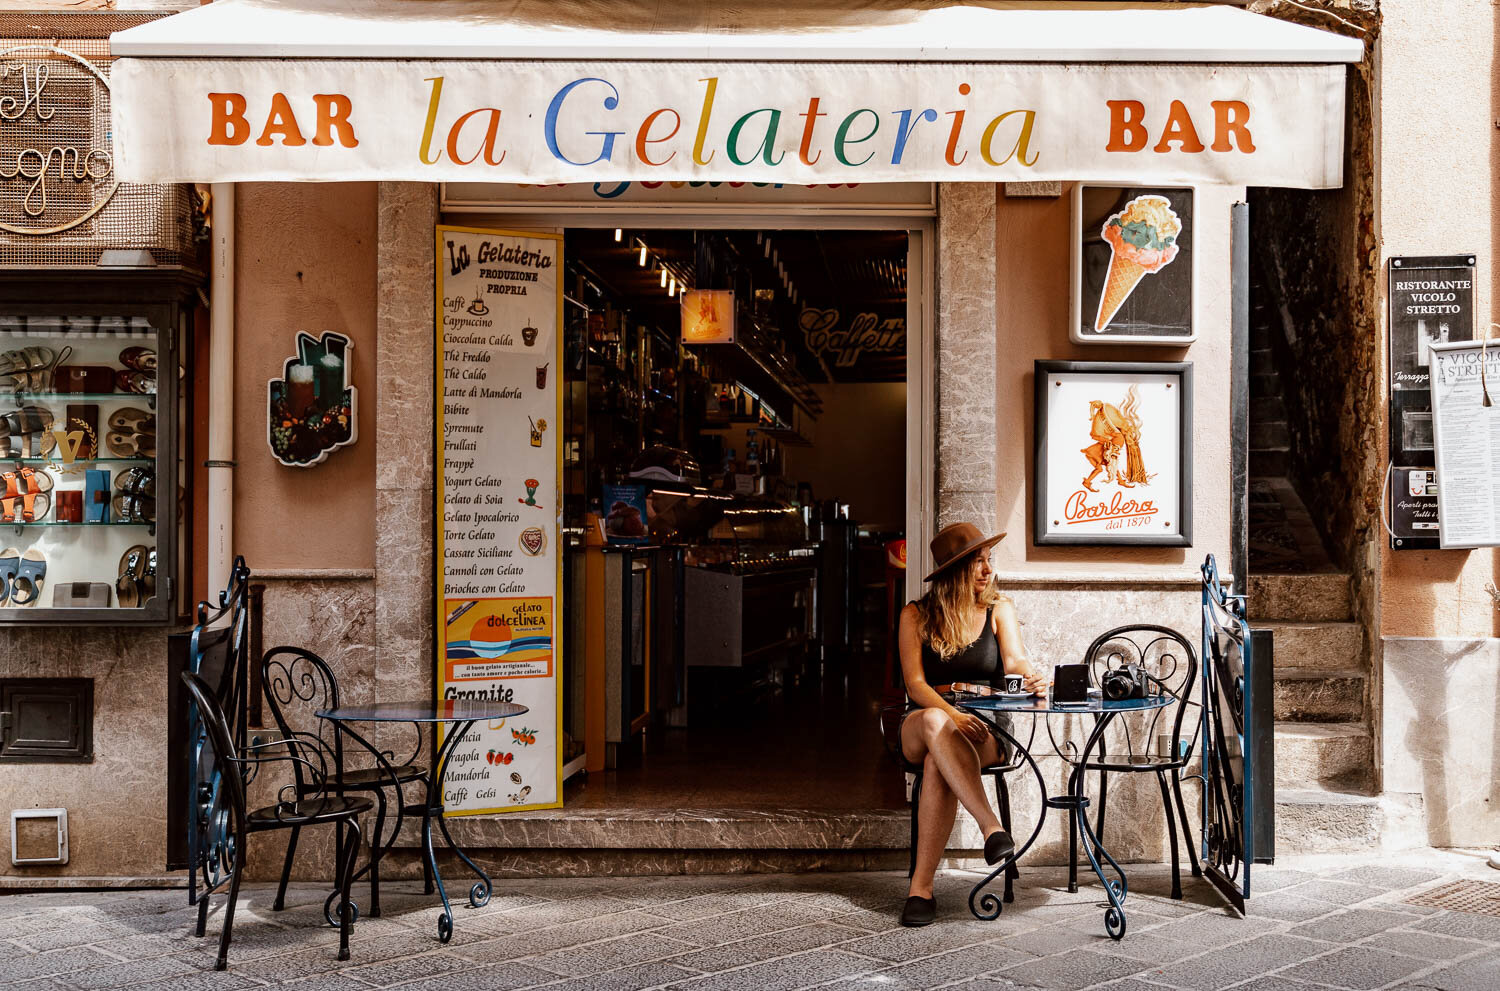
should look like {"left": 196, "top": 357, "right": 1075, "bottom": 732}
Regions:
{"left": 1051, "top": 663, "right": 1092, "bottom": 705}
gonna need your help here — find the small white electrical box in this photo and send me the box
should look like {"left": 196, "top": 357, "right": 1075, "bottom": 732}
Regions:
{"left": 11, "top": 808, "right": 69, "bottom": 865}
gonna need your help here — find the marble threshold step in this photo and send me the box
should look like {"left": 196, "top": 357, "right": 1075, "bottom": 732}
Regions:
{"left": 1275, "top": 786, "right": 1384, "bottom": 856}
{"left": 391, "top": 806, "right": 911, "bottom": 852}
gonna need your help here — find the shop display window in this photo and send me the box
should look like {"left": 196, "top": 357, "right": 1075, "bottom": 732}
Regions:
{"left": 0, "top": 286, "right": 187, "bottom": 625}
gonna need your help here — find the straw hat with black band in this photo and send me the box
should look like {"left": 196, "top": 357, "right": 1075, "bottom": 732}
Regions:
{"left": 923, "top": 521, "right": 1006, "bottom": 583}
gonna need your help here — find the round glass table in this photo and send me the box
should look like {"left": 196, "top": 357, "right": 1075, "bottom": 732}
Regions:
{"left": 957, "top": 693, "right": 1175, "bottom": 940}
{"left": 317, "top": 699, "right": 529, "bottom": 943}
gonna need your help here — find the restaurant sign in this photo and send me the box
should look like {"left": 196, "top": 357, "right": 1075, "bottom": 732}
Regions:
{"left": 1, "top": 46, "right": 118, "bottom": 235}
{"left": 112, "top": 60, "right": 1346, "bottom": 187}
{"left": 435, "top": 225, "right": 564, "bottom": 815}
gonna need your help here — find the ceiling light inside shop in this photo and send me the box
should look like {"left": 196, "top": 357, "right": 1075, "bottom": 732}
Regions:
{"left": 669, "top": 276, "right": 677, "bottom": 296}
{"left": 638, "top": 242, "right": 648, "bottom": 266}
{"left": 660, "top": 266, "right": 668, "bottom": 288}
{"left": 764, "top": 238, "right": 772, "bottom": 258}
{"left": 614, "top": 228, "right": 622, "bottom": 242}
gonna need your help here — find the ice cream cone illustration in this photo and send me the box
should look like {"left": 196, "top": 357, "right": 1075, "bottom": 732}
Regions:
{"left": 1094, "top": 195, "right": 1182, "bottom": 333}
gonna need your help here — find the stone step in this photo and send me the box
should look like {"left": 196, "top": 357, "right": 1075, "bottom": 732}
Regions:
{"left": 1248, "top": 573, "right": 1351, "bottom": 622}
{"left": 1250, "top": 348, "right": 1275, "bottom": 376}
{"left": 1273, "top": 668, "right": 1365, "bottom": 722}
{"left": 1250, "top": 395, "right": 1286, "bottom": 421}
{"left": 1250, "top": 419, "right": 1290, "bottom": 450}
{"left": 1249, "top": 372, "right": 1282, "bottom": 399}
{"left": 1262, "top": 621, "right": 1364, "bottom": 671}
{"left": 1275, "top": 722, "right": 1372, "bottom": 789}
{"left": 1250, "top": 447, "right": 1290, "bottom": 477}
{"left": 1275, "top": 787, "right": 1383, "bottom": 855}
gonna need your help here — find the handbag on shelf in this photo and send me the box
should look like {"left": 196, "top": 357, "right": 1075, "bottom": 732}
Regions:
{"left": 52, "top": 581, "right": 111, "bottom": 608}
{"left": 54, "top": 366, "right": 115, "bottom": 394}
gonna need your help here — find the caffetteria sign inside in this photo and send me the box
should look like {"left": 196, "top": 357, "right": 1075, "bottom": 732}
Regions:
{"left": 111, "top": 60, "right": 1347, "bottom": 188}
{"left": 0, "top": 46, "right": 118, "bottom": 235}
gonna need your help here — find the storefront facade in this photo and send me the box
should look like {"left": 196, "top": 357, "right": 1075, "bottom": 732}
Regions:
{"left": 3, "top": 0, "right": 1402, "bottom": 884}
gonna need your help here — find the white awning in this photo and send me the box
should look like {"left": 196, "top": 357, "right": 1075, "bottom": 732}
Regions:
{"left": 107, "top": 1, "right": 1363, "bottom": 187}
{"left": 110, "top": 0, "right": 1364, "bottom": 63}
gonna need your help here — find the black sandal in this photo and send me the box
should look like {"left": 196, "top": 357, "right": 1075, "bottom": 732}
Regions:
{"left": 900, "top": 895, "right": 937, "bottom": 927}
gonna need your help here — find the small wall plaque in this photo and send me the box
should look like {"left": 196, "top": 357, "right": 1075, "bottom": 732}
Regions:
{"left": 267, "top": 331, "right": 358, "bottom": 467}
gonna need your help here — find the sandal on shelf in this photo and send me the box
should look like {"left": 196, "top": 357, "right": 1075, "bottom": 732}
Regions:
{"left": 11, "top": 549, "right": 46, "bottom": 606}
{"left": 117, "top": 544, "right": 148, "bottom": 608}
{"left": 142, "top": 548, "right": 157, "bottom": 602}
{"left": 112, "top": 493, "right": 155, "bottom": 523}
{"left": 0, "top": 547, "right": 18, "bottom": 605}
{"left": 114, "top": 466, "right": 156, "bottom": 499}
{"left": 0, "top": 346, "right": 64, "bottom": 393}
{"left": 105, "top": 432, "right": 156, "bottom": 459}
{"left": 1, "top": 471, "right": 18, "bottom": 523}
{"left": 106, "top": 407, "right": 154, "bottom": 434}
{"left": 17, "top": 467, "right": 53, "bottom": 522}
{"left": 0, "top": 405, "right": 57, "bottom": 458}
{"left": 119, "top": 348, "right": 158, "bottom": 373}
{"left": 114, "top": 369, "right": 156, "bottom": 396}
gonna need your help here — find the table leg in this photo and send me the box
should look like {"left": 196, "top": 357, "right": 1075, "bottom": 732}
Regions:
{"left": 1073, "top": 713, "right": 1130, "bottom": 940}
{"left": 433, "top": 720, "right": 494, "bottom": 909}
{"left": 326, "top": 722, "right": 412, "bottom": 924}
{"left": 421, "top": 718, "right": 480, "bottom": 944}
{"left": 968, "top": 718, "right": 1047, "bottom": 921}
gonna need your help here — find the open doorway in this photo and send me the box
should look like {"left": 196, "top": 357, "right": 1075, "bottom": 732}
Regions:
{"left": 560, "top": 226, "right": 911, "bottom": 812}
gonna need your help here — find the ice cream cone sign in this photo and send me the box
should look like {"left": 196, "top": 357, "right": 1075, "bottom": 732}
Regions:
{"left": 1094, "top": 195, "right": 1182, "bottom": 333}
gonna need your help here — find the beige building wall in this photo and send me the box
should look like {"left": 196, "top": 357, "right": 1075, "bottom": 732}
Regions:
{"left": 1377, "top": 0, "right": 1500, "bottom": 847}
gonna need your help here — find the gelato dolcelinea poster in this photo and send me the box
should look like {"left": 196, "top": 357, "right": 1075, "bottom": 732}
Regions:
{"left": 1034, "top": 361, "right": 1193, "bottom": 547}
{"left": 435, "top": 225, "right": 563, "bottom": 815}
{"left": 1073, "top": 185, "right": 1194, "bottom": 345}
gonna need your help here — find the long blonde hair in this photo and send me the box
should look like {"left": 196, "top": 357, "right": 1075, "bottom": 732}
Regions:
{"left": 915, "top": 552, "right": 1001, "bottom": 660}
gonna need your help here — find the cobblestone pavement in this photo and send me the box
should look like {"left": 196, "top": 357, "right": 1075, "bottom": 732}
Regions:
{"left": 5, "top": 851, "right": 1500, "bottom": 990}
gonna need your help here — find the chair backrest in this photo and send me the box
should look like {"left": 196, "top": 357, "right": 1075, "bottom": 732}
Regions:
{"left": 1083, "top": 623, "right": 1199, "bottom": 755}
{"left": 261, "top": 646, "right": 343, "bottom": 796}
{"left": 181, "top": 669, "right": 247, "bottom": 897}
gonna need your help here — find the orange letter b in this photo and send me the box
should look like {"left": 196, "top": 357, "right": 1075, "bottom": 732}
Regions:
{"left": 1105, "top": 100, "right": 1146, "bottom": 152}
{"left": 208, "top": 93, "right": 250, "bottom": 146}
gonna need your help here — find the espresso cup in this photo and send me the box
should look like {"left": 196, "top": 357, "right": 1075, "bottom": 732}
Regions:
{"left": 1004, "top": 673, "right": 1024, "bottom": 694}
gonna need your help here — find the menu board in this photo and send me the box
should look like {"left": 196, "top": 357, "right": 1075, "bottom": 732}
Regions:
{"left": 1429, "top": 339, "right": 1500, "bottom": 549}
{"left": 435, "top": 225, "right": 563, "bottom": 814}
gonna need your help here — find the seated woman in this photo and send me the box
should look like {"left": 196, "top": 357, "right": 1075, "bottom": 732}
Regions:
{"left": 890, "top": 522, "right": 1047, "bottom": 927}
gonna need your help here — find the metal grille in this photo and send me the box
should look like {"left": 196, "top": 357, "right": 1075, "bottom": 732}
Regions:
{"left": 0, "top": 13, "right": 197, "bottom": 269}
{"left": 1404, "top": 880, "right": 1500, "bottom": 917}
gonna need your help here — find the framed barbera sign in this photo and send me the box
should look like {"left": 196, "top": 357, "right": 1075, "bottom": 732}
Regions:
{"left": 1034, "top": 361, "right": 1193, "bottom": 546}
{"left": 1071, "top": 184, "right": 1195, "bottom": 345}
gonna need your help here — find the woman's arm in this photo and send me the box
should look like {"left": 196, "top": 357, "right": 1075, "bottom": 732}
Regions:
{"left": 899, "top": 603, "right": 989, "bottom": 744}
{"left": 994, "top": 596, "right": 1048, "bottom": 693}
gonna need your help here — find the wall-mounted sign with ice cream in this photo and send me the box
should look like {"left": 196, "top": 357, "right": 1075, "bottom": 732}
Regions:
{"left": 266, "top": 332, "right": 358, "bottom": 467}
{"left": 1071, "top": 185, "right": 1195, "bottom": 346}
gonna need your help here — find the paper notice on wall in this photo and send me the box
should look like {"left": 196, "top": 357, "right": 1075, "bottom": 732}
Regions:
{"left": 1429, "top": 340, "right": 1500, "bottom": 549}
{"left": 435, "top": 225, "right": 563, "bottom": 814}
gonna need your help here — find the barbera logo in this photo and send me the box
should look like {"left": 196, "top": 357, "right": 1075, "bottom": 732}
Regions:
{"left": 1063, "top": 489, "right": 1158, "bottom": 525}
{"left": 202, "top": 82, "right": 1256, "bottom": 170}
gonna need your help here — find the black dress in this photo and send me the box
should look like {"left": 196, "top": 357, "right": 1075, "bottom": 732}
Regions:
{"left": 884, "top": 606, "right": 1015, "bottom": 766}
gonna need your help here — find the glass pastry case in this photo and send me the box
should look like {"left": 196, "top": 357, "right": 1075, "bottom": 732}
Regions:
{"left": 0, "top": 273, "right": 191, "bottom": 625}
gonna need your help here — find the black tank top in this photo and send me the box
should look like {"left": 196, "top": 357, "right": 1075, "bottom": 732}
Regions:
{"left": 920, "top": 606, "right": 1001, "bottom": 688}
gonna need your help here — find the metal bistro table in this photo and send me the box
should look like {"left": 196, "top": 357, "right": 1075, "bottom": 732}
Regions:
{"left": 316, "top": 698, "right": 528, "bottom": 943}
{"left": 957, "top": 693, "right": 1175, "bottom": 940}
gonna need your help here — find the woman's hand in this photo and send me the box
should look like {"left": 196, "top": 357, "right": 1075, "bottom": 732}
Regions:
{"left": 1021, "top": 666, "right": 1050, "bottom": 695}
{"left": 948, "top": 707, "right": 992, "bottom": 745}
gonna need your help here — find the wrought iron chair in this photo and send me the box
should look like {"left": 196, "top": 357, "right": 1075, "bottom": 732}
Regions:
{"left": 261, "top": 646, "right": 427, "bottom": 917}
{"left": 181, "top": 670, "right": 370, "bottom": 970}
{"left": 185, "top": 558, "right": 252, "bottom": 915}
{"left": 1068, "top": 624, "right": 1202, "bottom": 899}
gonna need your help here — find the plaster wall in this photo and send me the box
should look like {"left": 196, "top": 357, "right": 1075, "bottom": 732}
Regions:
{"left": 1375, "top": 0, "right": 1500, "bottom": 847}
{"left": 233, "top": 182, "right": 379, "bottom": 573}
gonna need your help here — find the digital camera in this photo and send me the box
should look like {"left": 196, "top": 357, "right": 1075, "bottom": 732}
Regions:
{"left": 1101, "top": 663, "right": 1150, "bottom": 701}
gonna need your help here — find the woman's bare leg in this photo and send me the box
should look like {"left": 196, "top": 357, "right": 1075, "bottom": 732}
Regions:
{"left": 909, "top": 753, "right": 958, "bottom": 899}
{"left": 902, "top": 708, "right": 1003, "bottom": 838}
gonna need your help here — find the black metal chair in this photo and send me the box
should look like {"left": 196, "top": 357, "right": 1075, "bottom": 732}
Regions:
{"left": 1069, "top": 624, "right": 1202, "bottom": 899}
{"left": 261, "top": 646, "right": 427, "bottom": 917}
{"left": 181, "top": 670, "right": 370, "bottom": 970}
